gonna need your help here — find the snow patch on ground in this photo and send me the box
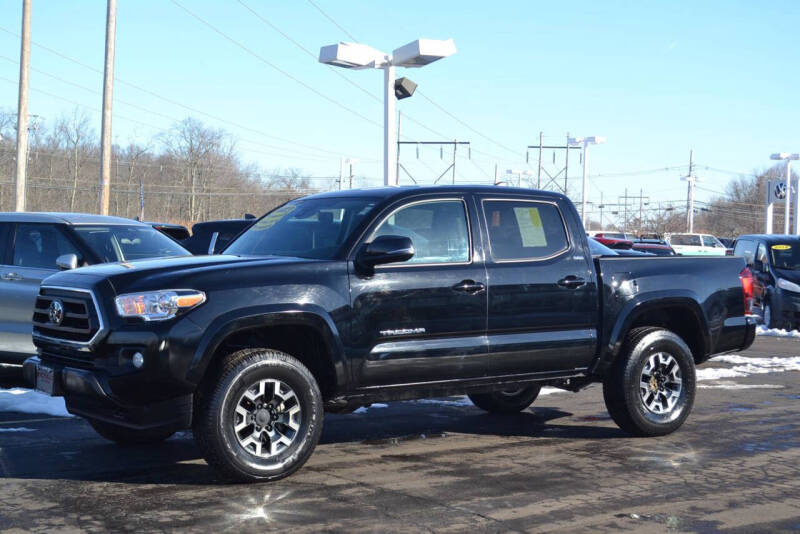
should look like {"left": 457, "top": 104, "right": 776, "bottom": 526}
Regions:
{"left": 699, "top": 355, "right": 800, "bottom": 382}
{"left": 697, "top": 381, "right": 783, "bottom": 390}
{"left": 0, "top": 427, "right": 36, "bottom": 432}
{"left": 0, "top": 388, "right": 72, "bottom": 417}
{"left": 756, "top": 325, "right": 800, "bottom": 338}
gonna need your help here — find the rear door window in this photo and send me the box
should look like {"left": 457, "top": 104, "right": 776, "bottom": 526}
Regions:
{"left": 0, "top": 223, "right": 10, "bottom": 265}
{"left": 671, "top": 234, "right": 701, "bottom": 246}
{"left": 12, "top": 224, "right": 81, "bottom": 270}
{"left": 702, "top": 235, "right": 720, "bottom": 248}
{"left": 482, "top": 200, "right": 569, "bottom": 261}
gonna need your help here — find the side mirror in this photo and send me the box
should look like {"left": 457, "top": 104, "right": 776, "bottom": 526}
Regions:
{"left": 56, "top": 253, "right": 79, "bottom": 271}
{"left": 207, "top": 232, "right": 219, "bottom": 255}
{"left": 356, "top": 235, "right": 415, "bottom": 272}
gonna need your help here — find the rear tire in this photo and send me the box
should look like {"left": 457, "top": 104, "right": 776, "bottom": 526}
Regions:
{"left": 193, "top": 348, "right": 323, "bottom": 483}
{"left": 468, "top": 385, "right": 541, "bottom": 413}
{"left": 603, "top": 327, "right": 695, "bottom": 437}
{"left": 88, "top": 418, "right": 175, "bottom": 444}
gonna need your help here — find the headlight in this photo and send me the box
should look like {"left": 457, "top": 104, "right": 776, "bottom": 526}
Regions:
{"left": 777, "top": 278, "right": 800, "bottom": 293}
{"left": 115, "top": 290, "right": 206, "bottom": 321}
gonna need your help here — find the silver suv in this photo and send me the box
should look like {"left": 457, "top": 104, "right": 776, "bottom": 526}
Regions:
{"left": 0, "top": 213, "right": 190, "bottom": 371}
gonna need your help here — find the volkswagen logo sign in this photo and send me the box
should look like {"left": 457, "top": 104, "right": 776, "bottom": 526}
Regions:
{"left": 775, "top": 182, "right": 787, "bottom": 200}
{"left": 48, "top": 299, "right": 64, "bottom": 326}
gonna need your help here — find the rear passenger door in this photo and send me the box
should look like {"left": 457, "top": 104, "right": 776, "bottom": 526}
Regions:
{"left": 478, "top": 196, "right": 599, "bottom": 375}
{"left": 0, "top": 224, "right": 82, "bottom": 359}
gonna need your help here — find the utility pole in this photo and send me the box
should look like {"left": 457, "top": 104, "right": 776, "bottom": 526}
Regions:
{"left": 395, "top": 111, "right": 401, "bottom": 183}
{"left": 451, "top": 139, "right": 457, "bottom": 184}
{"left": 14, "top": 0, "right": 32, "bottom": 212}
{"left": 599, "top": 192, "right": 604, "bottom": 229}
{"left": 623, "top": 188, "right": 628, "bottom": 233}
{"left": 536, "top": 131, "right": 543, "bottom": 189}
{"left": 99, "top": 0, "right": 117, "bottom": 215}
{"left": 684, "top": 149, "right": 696, "bottom": 233}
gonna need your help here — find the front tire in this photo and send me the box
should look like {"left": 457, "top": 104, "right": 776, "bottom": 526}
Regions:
{"left": 88, "top": 418, "right": 175, "bottom": 444}
{"left": 193, "top": 348, "right": 323, "bottom": 483}
{"left": 468, "top": 385, "right": 541, "bottom": 413}
{"left": 603, "top": 327, "right": 696, "bottom": 437}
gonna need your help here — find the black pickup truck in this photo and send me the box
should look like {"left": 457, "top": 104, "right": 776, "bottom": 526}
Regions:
{"left": 24, "top": 186, "right": 756, "bottom": 482}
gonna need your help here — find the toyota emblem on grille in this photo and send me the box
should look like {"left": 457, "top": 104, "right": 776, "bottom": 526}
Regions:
{"left": 48, "top": 300, "right": 64, "bottom": 326}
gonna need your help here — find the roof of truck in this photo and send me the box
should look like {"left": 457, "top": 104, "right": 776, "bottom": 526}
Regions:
{"left": 0, "top": 212, "right": 145, "bottom": 225}
{"left": 302, "top": 185, "right": 566, "bottom": 201}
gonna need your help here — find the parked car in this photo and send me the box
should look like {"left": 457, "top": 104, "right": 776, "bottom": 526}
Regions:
{"left": 665, "top": 233, "right": 727, "bottom": 256}
{"left": 592, "top": 235, "right": 634, "bottom": 249}
{"left": 25, "top": 186, "right": 755, "bottom": 482}
{"left": 589, "top": 237, "right": 653, "bottom": 256}
{"left": 733, "top": 234, "right": 800, "bottom": 329}
{"left": 181, "top": 217, "right": 256, "bottom": 255}
{"left": 0, "top": 213, "right": 190, "bottom": 370}
{"left": 632, "top": 239, "right": 677, "bottom": 256}
{"left": 147, "top": 222, "right": 191, "bottom": 242}
{"left": 588, "top": 230, "right": 637, "bottom": 241}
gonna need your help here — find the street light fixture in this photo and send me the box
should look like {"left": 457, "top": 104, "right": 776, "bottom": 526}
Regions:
{"left": 506, "top": 169, "right": 533, "bottom": 187}
{"left": 569, "top": 136, "right": 607, "bottom": 228}
{"left": 771, "top": 153, "right": 800, "bottom": 234}
{"left": 320, "top": 39, "right": 456, "bottom": 187}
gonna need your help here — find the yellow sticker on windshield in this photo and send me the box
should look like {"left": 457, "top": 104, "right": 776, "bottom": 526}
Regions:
{"left": 772, "top": 244, "right": 792, "bottom": 250}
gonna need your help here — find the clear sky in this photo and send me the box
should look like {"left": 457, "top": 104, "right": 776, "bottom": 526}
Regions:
{"left": 1, "top": 0, "right": 799, "bottom": 217}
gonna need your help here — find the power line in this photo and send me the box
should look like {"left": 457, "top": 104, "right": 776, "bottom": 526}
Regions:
{"left": 305, "top": 0, "right": 360, "bottom": 42}
{"left": 0, "top": 25, "right": 366, "bottom": 160}
{"left": 168, "top": 0, "right": 382, "bottom": 129}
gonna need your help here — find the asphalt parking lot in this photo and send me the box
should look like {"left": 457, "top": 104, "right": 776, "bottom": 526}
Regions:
{"left": 1, "top": 336, "right": 799, "bottom": 533}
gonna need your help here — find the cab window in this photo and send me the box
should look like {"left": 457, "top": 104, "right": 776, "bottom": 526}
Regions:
{"left": 12, "top": 224, "right": 81, "bottom": 270}
{"left": 734, "top": 239, "right": 755, "bottom": 264}
{"left": 371, "top": 200, "right": 470, "bottom": 265}
{"left": 483, "top": 200, "right": 569, "bottom": 261}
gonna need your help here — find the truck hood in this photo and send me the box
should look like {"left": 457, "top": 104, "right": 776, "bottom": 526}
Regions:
{"left": 772, "top": 267, "right": 800, "bottom": 285}
{"left": 42, "top": 254, "right": 326, "bottom": 295}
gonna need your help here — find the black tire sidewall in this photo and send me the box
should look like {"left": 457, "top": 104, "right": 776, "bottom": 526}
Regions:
{"left": 623, "top": 332, "right": 696, "bottom": 434}
{"left": 214, "top": 354, "right": 322, "bottom": 480}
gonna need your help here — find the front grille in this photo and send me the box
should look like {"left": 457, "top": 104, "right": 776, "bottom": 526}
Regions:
{"left": 33, "top": 287, "right": 101, "bottom": 344}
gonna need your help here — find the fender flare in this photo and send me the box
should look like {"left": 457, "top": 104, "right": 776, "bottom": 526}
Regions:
{"left": 593, "top": 291, "right": 710, "bottom": 374}
{"left": 185, "top": 303, "right": 348, "bottom": 391}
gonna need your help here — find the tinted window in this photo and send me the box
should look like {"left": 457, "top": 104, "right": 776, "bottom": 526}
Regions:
{"left": 483, "top": 200, "right": 568, "bottom": 261}
{"left": 371, "top": 200, "right": 470, "bottom": 264}
{"left": 670, "top": 234, "right": 701, "bottom": 246}
{"left": 73, "top": 225, "right": 189, "bottom": 262}
{"left": 12, "top": 224, "right": 81, "bottom": 269}
{"left": 733, "top": 239, "right": 755, "bottom": 264}
{"left": 225, "top": 197, "right": 378, "bottom": 259}
{"left": 702, "top": 235, "right": 720, "bottom": 247}
{"left": 0, "top": 223, "right": 10, "bottom": 264}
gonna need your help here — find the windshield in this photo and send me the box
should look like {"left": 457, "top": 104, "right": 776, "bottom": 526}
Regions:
{"left": 770, "top": 243, "right": 800, "bottom": 271}
{"left": 225, "top": 197, "right": 378, "bottom": 259}
{"left": 670, "top": 234, "right": 701, "bottom": 246}
{"left": 74, "top": 225, "right": 190, "bottom": 262}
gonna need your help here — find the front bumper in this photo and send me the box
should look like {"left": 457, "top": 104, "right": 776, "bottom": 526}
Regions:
{"left": 23, "top": 356, "right": 193, "bottom": 431}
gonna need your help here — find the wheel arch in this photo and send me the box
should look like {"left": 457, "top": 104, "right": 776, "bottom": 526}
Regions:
{"left": 187, "top": 305, "right": 348, "bottom": 400}
{"left": 593, "top": 293, "right": 710, "bottom": 375}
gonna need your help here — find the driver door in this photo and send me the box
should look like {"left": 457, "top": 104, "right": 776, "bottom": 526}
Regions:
{"left": 347, "top": 195, "right": 489, "bottom": 387}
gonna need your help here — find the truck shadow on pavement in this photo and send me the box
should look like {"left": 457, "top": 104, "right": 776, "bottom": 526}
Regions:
{"left": 2, "top": 400, "right": 626, "bottom": 485}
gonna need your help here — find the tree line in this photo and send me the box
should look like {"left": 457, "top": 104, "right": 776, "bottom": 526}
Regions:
{"left": 0, "top": 108, "right": 321, "bottom": 225}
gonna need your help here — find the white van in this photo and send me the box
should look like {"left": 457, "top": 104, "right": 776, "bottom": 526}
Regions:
{"left": 666, "top": 233, "right": 727, "bottom": 256}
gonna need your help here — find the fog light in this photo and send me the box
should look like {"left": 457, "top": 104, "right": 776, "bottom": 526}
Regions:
{"left": 131, "top": 352, "right": 144, "bottom": 369}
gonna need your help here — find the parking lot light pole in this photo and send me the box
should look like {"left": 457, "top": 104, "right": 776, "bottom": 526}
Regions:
{"left": 569, "top": 136, "right": 607, "bottom": 228}
{"left": 771, "top": 153, "right": 800, "bottom": 234}
{"left": 319, "top": 39, "right": 456, "bottom": 187}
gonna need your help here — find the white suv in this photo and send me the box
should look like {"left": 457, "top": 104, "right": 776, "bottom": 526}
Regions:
{"left": 666, "top": 233, "right": 727, "bottom": 256}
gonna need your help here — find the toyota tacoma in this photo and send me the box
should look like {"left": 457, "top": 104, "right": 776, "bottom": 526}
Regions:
{"left": 24, "top": 186, "right": 756, "bottom": 482}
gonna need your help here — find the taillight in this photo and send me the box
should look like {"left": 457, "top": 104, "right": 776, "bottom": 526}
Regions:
{"left": 739, "top": 267, "right": 755, "bottom": 315}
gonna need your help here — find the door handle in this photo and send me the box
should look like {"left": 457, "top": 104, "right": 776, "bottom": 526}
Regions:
{"left": 452, "top": 279, "right": 485, "bottom": 294}
{"left": 1, "top": 272, "right": 23, "bottom": 281}
{"left": 558, "top": 275, "right": 586, "bottom": 289}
